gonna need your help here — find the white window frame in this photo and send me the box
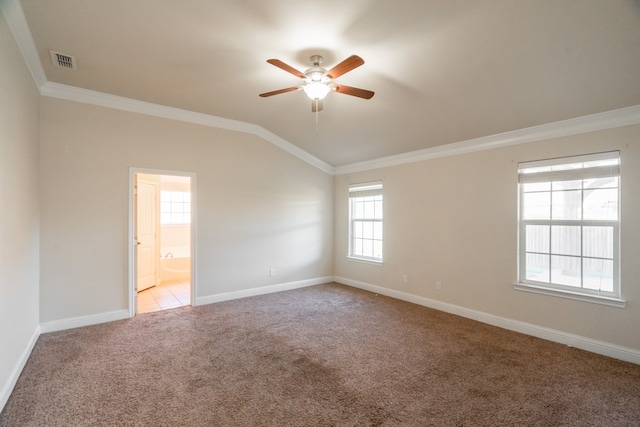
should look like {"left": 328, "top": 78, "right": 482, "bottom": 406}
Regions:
{"left": 515, "top": 151, "right": 625, "bottom": 308}
{"left": 160, "top": 190, "right": 191, "bottom": 225}
{"left": 348, "top": 181, "right": 383, "bottom": 263}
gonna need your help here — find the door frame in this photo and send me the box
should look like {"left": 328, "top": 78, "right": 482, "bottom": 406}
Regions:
{"left": 128, "top": 167, "right": 197, "bottom": 317}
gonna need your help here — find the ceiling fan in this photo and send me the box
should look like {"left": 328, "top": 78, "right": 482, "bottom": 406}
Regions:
{"left": 259, "top": 55, "right": 374, "bottom": 112}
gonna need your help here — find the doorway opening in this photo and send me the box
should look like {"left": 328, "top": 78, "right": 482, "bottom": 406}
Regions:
{"left": 130, "top": 169, "right": 195, "bottom": 315}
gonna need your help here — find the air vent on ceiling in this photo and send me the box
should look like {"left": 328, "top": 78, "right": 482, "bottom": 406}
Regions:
{"left": 49, "top": 50, "right": 77, "bottom": 70}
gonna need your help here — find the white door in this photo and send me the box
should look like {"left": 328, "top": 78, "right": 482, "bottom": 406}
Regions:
{"left": 136, "top": 177, "right": 158, "bottom": 292}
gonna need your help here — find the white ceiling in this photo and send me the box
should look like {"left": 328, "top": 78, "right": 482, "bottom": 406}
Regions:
{"left": 17, "top": 0, "right": 640, "bottom": 167}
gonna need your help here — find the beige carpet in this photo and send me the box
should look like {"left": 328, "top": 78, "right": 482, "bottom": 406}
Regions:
{"left": 1, "top": 283, "right": 639, "bottom": 426}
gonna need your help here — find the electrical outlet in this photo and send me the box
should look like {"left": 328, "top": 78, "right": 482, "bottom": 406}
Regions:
{"left": 402, "top": 274, "right": 408, "bottom": 283}
{"left": 270, "top": 268, "right": 276, "bottom": 277}
{"left": 435, "top": 281, "right": 442, "bottom": 290}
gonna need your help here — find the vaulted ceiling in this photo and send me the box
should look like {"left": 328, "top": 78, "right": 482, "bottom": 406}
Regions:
{"left": 17, "top": 0, "right": 640, "bottom": 167}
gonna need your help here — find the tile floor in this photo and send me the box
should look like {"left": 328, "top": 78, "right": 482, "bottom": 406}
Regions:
{"left": 137, "top": 280, "right": 191, "bottom": 313}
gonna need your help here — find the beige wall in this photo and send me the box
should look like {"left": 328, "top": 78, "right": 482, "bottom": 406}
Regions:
{"left": 39, "top": 97, "right": 334, "bottom": 322}
{"left": 0, "top": 7, "right": 41, "bottom": 404}
{"left": 334, "top": 126, "right": 640, "bottom": 351}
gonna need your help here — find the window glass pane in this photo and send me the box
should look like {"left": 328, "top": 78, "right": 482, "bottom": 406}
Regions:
{"left": 374, "top": 200, "right": 383, "bottom": 219}
{"left": 583, "top": 188, "right": 618, "bottom": 220}
{"left": 160, "top": 191, "right": 191, "bottom": 224}
{"left": 583, "top": 226, "right": 613, "bottom": 259}
{"left": 354, "top": 201, "right": 364, "bottom": 218}
{"left": 349, "top": 186, "right": 382, "bottom": 260}
{"left": 171, "top": 202, "right": 183, "bottom": 213}
{"left": 354, "top": 239, "right": 363, "bottom": 256}
{"left": 364, "top": 201, "right": 375, "bottom": 218}
{"left": 373, "top": 241, "right": 383, "bottom": 259}
{"left": 522, "top": 182, "right": 550, "bottom": 192}
{"left": 551, "top": 190, "right": 581, "bottom": 220}
{"left": 552, "top": 180, "right": 581, "bottom": 191}
{"left": 583, "top": 258, "right": 613, "bottom": 292}
{"left": 526, "top": 253, "right": 549, "bottom": 283}
{"left": 551, "top": 226, "right": 580, "bottom": 256}
{"left": 353, "top": 221, "right": 363, "bottom": 238}
{"left": 551, "top": 255, "right": 581, "bottom": 287}
{"left": 519, "top": 153, "right": 619, "bottom": 297}
{"left": 374, "top": 222, "right": 383, "bottom": 240}
{"left": 523, "top": 192, "right": 550, "bottom": 220}
{"left": 363, "top": 222, "right": 374, "bottom": 239}
{"left": 362, "top": 240, "right": 373, "bottom": 257}
{"left": 525, "top": 225, "right": 549, "bottom": 253}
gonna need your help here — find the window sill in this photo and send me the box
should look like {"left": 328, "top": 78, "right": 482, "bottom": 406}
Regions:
{"left": 347, "top": 256, "right": 383, "bottom": 266}
{"left": 513, "top": 282, "right": 626, "bottom": 308}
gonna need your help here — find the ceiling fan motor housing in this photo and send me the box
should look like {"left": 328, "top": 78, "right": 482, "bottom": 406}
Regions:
{"left": 305, "top": 55, "right": 328, "bottom": 82}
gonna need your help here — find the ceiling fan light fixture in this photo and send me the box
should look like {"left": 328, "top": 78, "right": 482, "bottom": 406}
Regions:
{"left": 303, "top": 81, "right": 330, "bottom": 100}
{"left": 260, "top": 54, "right": 374, "bottom": 106}
{"left": 308, "top": 70, "right": 324, "bottom": 82}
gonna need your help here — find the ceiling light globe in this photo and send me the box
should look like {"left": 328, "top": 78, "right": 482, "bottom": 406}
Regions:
{"left": 303, "top": 82, "right": 330, "bottom": 100}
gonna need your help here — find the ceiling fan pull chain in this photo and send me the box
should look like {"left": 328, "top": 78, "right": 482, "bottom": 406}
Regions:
{"left": 315, "top": 100, "right": 319, "bottom": 130}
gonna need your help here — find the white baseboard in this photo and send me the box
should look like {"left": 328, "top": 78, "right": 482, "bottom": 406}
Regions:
{"left": 195, "top": 276, "right": 333, "bottom": 306}
{"left": 39, "top": 309, "right": 130, "bottom": 333}
{"left": 334, "top": 276, "right": 640, "bottom": 365}
{"left": 39, "top": 277, "right": 334, "bottom": 333}
{"left": 0, "top": 324, "right": 41, "bottom": 413}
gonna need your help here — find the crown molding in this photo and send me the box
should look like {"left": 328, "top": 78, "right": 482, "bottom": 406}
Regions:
{"left": 3, "top": 0, "right": 333, "bottom": 175}
{"left": 41, "top": 82, "right": 252, "bottom": 132}
{"left": 34, "top": 83, "right": 640, "bottom": 180}
{"left": 5, "top": 0, "right": 638, "bottom": 177}
{"left": 1, "top": 0, "right": 47, "bottom": 89}
{"left": 334, "top": 105, "right": 640, "bottom": 175}
{"left": 40, "top": 82, "right": 334, "bottom": 175}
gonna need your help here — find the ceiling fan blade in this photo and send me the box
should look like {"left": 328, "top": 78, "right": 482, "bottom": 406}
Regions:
{"left": 259, "top": 86, "right": 300, "bottom": 97}
{"left": 333, "top": 84, "right": 375, "bottom": 99}
{"left": 266, "top": 59, "right": 306, "bottom": 79}
{"left": 325, "top": 55, "right": 364, "bottom": 79}
{"left": 311, "top": 99, "right": 323, "bottom": 113}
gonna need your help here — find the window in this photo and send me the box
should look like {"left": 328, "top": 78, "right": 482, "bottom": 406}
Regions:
{"left": 349, "top": 182, "right": 383, "bottom": 262}
{"left": 160, "top": 191, "right": 191, "bottom": 224}
{"left": 517, "top": 151, "right": 622, "bottom": 305}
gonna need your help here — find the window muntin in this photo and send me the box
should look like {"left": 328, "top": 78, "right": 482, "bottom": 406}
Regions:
{"left": 349, "top": 182, "right": 383, "bottom": 262}
{"left": 518, "top": 152, "right": 620, "bottom": 299}
{"left": 160, "top": 191, "right": 191, "bottom": 224}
